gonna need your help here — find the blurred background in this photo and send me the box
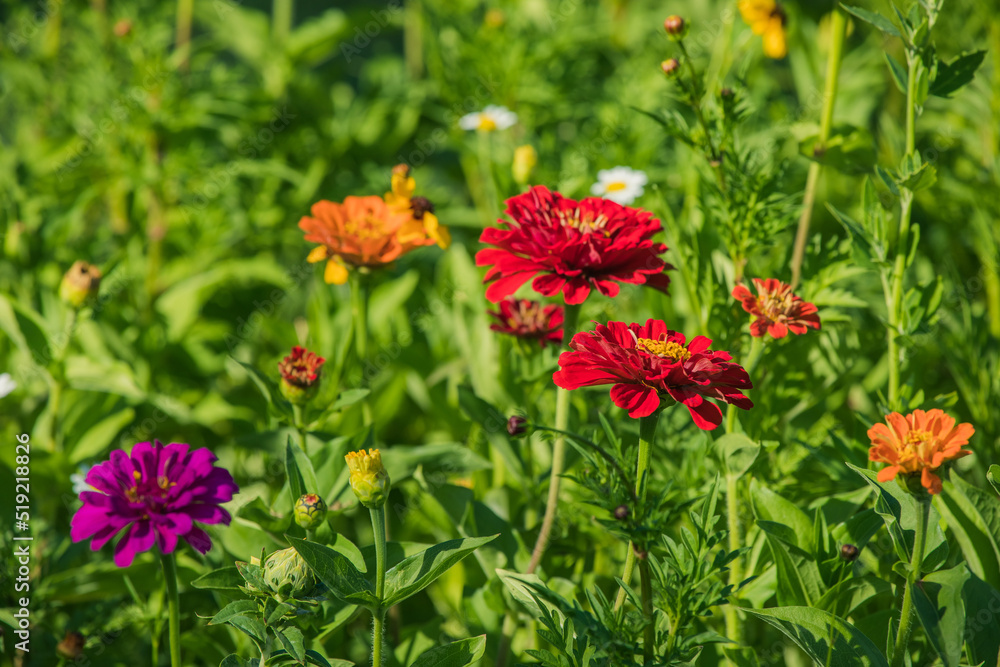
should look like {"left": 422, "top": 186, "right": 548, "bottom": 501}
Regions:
{"left": 1, "top": 0, "right": 998, "bottom": 664}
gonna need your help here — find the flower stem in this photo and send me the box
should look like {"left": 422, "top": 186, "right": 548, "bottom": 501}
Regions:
{"left": 614, "top": 411, "right": 661, "bottom": 612}
{"left": 272, "top": 0, "right": 293, "bottom": 46}
{"left": 887, "top": 54, "right": 920, "bottom": 411}
{"left": 640, "top": 558, "right": 655, "bottom": 663}
{"left": 889, "top": 497, "right": 930, "bottom": 667}
{"left": 476, "top": 130, "right": 499, "bottom": 226}
{"left": 175, "top": 0, "right": 193, "bottom": 72}
{"left": 526, "top": 303, "right": 581, "bottom": 574}
{"left": 292, "top": 404, "right": 308, "bottom": 451}
{"left": 160, "top": 551, "right": 181, "bottom": 667}
{"left": 790, "top": 8, "right": 846, "bottom": 289}
{"left": 351, "top": 272, "right": 373, "bottom": 425}
{"left": 370, "top": 506, "right": 387, "bottom": 667}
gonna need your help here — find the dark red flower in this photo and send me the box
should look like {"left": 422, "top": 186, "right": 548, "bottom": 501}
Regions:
{"left": 475, "top": 186, "right": 673, "bottom": 305}
{"left": 488, "top": 297, "right": 564, "bottom": 347}
{"left": 553, "top": 320, "right": 753, "bottom": 429}
{"left": 732, "top": 278, "right": 820, "bottom": 339}
{"left": 279, "top": 346, "right": 325, "bottom": 388}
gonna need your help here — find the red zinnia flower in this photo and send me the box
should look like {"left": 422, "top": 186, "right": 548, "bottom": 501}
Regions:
{"left": 475, "top": 186, "right": 673, "bottom": 305}
{"left": 732, "top": 278, "right": 820, "bottom": 339}
{"left": 279, "top": 346, "right": 325, "bottom": 388}
{"left": 488, "top": 297, "right": 564, "bottom": 348}
{"left": 553, "top": 319, "right": 753, "bottom": 429}
{"left": 868, "top": 409, "right": 974, "bottom": 495}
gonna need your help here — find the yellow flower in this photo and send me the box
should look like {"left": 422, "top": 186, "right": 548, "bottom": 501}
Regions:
{"left": 345, "top": 448, "right": 391, "bottom": 509}
{"left": 739, "top": 0, "right": 787, "bottom": 59}
{"left": 385, "top": 164, "right": 451, "bottom": 250}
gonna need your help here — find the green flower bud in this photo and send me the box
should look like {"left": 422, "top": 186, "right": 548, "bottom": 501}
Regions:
{"left": 294, "top": 493, "right": 327, "bottom": 530}
{"left": 345, "top": 448, "right": 391, "bottom": 509}
{"left": 262, "top": 547, "right": 316, "bottom": 601}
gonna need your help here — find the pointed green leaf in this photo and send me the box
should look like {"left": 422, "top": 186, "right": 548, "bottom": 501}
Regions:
{"left": 743, "top": 606, "right": 889, "bottom": 667}
{"left": 717, "top": 433, "right": 760, "bottom": 479}
{"left": 289, "top": 536, "right": 377, "bottom": 608}
{"left": 409, "top": 636, "right": 487, "bottom": 667}
{"left": 930, "top": 50, "right": 987, "bottom": 98}
{"left": 840, "top": 5, "right": 901, "bottom": 38}
{"left": 192, "top": 567, "right": 245, "bottom": 591}
{"left": 209, "top": 600, "right": 257, "bottom": 625}
{"left": 275, "top": 626, "right": 307, "bottom": 663}
{"left": 237, "top": 497, "right": 290, "bottom": 533}
{"left": 936, "top": 473, "right": 1000, "bottom": 590}
{"left": 382, "top": 535, "right": 498, "bottom": 607}
{"left": 912, "top": 564, "right": 970, "bottom": 667}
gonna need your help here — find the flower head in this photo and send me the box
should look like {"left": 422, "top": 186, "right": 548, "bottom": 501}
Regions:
{"left": 384, "top": 164, "right": 451, "bottom": 250}
{"left": 60, "top": 261, "right": 102, "bottom": 308}
{"left": 70, "top": 441, "right": 239, "bottom": 567}
{"left": 553, "top": 320, "right": 753, "bottom": 429}
{"left": 868, "top": 409, "right": 974, "bottom": 495}
{"left": 733, "top": 278, "right": 820, "bottom": 339}
{"left": 476, "top": 186, "right": 673, "bottom": 305}
{"left": 488, "top": 297, "right": 564, "bottom": 348}
{"left": 345, "top": 448, "right": 391, "bottom": 509}
{"left": 663, "top": 15, "right": 687, "bottom": 38}
{"left": 294, "top": 493, "right": 327, "bottom": 530}
{"left": 739, "top": 0, "right": 787, "bottom": 59}
{"left": 590, "top": 166, "right": 649, "bottom": 205}
{"left": 262, "top": 547, "right": 317, "bottom": 601}
{"left": 278, "top": 346, "right": 325, "bottom": 404}
{"left": 299, "top": 194, "right": 432, "bottom": 285}
{"left": 459, "top": 105, "right": 517, "bottom": 132}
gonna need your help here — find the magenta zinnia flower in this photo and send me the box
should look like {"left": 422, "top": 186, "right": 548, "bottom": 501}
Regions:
{"left": 553, "top": 320, "right": 753, "bottom": 429}
{"left": 71, "top": 441, "right": 239, "bottom": 567}
{"left": 475, "top": 186, "right": 673, "bottom": 305}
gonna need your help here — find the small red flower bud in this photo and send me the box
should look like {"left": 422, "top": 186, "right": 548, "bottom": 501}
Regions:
{"left": 664, "top": 15, "right": 686, "bottom": 38}
{"left": 278, "top": 346, "right": 326, "bottom": 405}
{"left": 840, "top": 544, "right": 860, "bottom": 561}
{"left": 507, "top": 415, "right": 529, "bottom": 437}
{"left": 661, "top": 58, "right": 681, "bottom": 77}
{"left": 614, "top": 505, "right": 629, "bottom": 520}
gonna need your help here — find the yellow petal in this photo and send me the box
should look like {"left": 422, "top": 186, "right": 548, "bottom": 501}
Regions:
{"left": 424, "top": 212, "right": 451, "bottom": 249}
{"left": 307, "top": 246, "right": 328, "bottom": 263}
{"left": 763, "top": 22, "right": 787, "bottom": 59}
{"left": 324, "top": 258, "right": 349, "bottom": 285}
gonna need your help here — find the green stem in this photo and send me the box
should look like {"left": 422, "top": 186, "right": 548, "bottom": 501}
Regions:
{"left": 887, "top": 55, "right": 919, "bottom": 411}
{"left": 724, "top": 336, "right": 764, "bottom": 434}
{"left": 175, "top": 0, "right": 193, "bottom": 72}
{"left": 272, "top": 0, "right": 293, "bottom": 46}
{"left": 160, "top": 551, "right": 181, "bottom": 667}
{"left": 292, "top": 404, "right": 308, "bottom": 451}
{"left": 476, "top": 130, "right": 499, "bottom": 227}
{"left": 724, "top": 471, "right": 744, "bottom": 646}
{"left": 614, "top": 411, "right": 661, "bottom": 612}
{"left": 526, "top": 303, "right": 581, "bottom": 574}
{"left": 889, "top": 497, "right": 930, "bottom": 667}
{"left": 404, "top": 0, "right": 423, "bottom": 78}
{"left": 370, "top": 507, "right": 387, "bottom": 667}
{"left": 640, "top": 559, "right": 655, "bottom": 664}
{"left": 351, "top": 273, "right": 373, "bottom": 425}
{"left": 258, "top": 636, "right": 272, "bottom": 667}
{"left": 790, "top": 8, "right": 846, "bottom": 289}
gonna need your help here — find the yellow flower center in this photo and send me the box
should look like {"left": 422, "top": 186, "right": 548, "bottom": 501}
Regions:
{"left": 757, "top": 292, "right": 792, "bottom": 321}
{"left": 636, "top": 338, "right": 691, "bottom": 361}
{"left": 343, "top": 213, "right": 387, "bottom": 241}
{"left": 478, "top": 116, "right": 498, "bottom": 131}
{"left": 557, "top": 208, "right": 610, "bottom": 234}
{"left": 605, "top": 181, "right": 628, "bottom": 192}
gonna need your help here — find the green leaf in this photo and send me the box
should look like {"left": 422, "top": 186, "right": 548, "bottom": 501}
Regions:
{"left": 192, "top": 567, "right": 245, "bottom": 591}
{"left": 209, "top": 600, "right": 257, "bottom": 625}
{"left": 912, "top": 564, "right": 969, "bottom": 667}
{"left": 815, "top": 575, "right": 891, "bottom": 617}
{"left": 961, "top": 572, "right": 1000, "bottom": 667}
{"left": 286, "top": 437, "right": 319, "bottom": 502}
{"left": 751, "top": 479, "right": 815, "bottom": 553}
{"left": 847, "top": 463, "right": 948, "bottom": 568}
{"left": 496, "top": 569, "right": 568, "bottom": 621}
{"left": 329, "top": 388, "right": 370, "bottom": 412}
{"left": 229, "top": 356, "right": 294, "bottom": 419}
{"left": 305, "top": 651, "right": 353, "bottom": 667}
{"left": 289, "top": 536, "right": 377, "bottom": 608}
{"left": 840, "top": 5, "right": 901, "bottom": 38}
{"left": 930, "top": 50, "right": 987, "bottom": 98}
{"left": 70, "top": 408, "right": 135, "bottom": 464}
{"left": 382, "top": 534, "right": 498, "bottom": 607}
{"left": 457, "top": 385, "right": 525, "bottom": 483}
{"left": 226, "top": 614, "right": 267, "bottom": 643}
{"left": 988, "top": 465, "right": 1000, "bottom": 496}
{"left": 743, "top": 606, "right": 889, "bottom": 667}
{"left": 237, "top": 497, "right": 290, "bottom": 533}
{"left": 799, "top": 124, "right": 876, "bottom": 174}
{"left": 409, "top": 636, "right": 487, "bottom": 667}
{"left": 221, "top": 656, "right": 257, "bottom": 667}
{"left": 764, "top": 534, "right": 818, "bottom": 606}
{"left": 717, "top": 433, "right": 760, "bottom": 479}
{"left": 936, "top": 473, "right": 1000, "bottom": 590}
{"left": 275, "top": 626, "right": 307, "bottom": 663}
{"left": 884, "top": 53, "right": 907, "bottom": 93}
{"left": 0, "top": 295, "right": 52, "bottom": 370}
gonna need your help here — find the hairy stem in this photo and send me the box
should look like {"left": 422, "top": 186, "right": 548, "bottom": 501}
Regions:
{"left": 370, "top": 507, "right": 387, "bottom": 667}
{"left": 640, "top": 558, "right": 655, "bottom": 664}
{"left": 160, "top": 551, "right": 181, "bottom": 667}
{"left": 351, "top": 272, "right": 373, "bottom": 425}
{"left": 889, "top": 497, "right": 930, "bottom": 667}
{"left": 790, "top": 8, "right": 847, "bottom": 288}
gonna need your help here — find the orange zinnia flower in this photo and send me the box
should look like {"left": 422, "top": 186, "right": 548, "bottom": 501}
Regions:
{"left": 868, "top": 409, "right": 974, "bottom": 495}
{"left": 733, "top": 278, "right": 820, "bottom": 339}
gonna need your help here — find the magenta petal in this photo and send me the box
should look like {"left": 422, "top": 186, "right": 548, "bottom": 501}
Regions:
{"left": 183, "top": 527, "right": 213, "bottom": 554}
{"left": 114, "top": 521, "right": 155, "bottom": 568}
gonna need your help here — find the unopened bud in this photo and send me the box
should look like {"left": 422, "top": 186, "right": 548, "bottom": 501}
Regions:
{"left": 840, "top": 544, "right": 860, "bottom": 562}
{"left": 345, "top": 448, "right": 391, "bottom": 509}
{"left": 56, "top": 631, "right": 85, "bottom": 660}
{"left": 59, "top": 261, "right": 102, "bottom": 308}
{"left": 113, "top": 19, "right": 133, "bottom": 38}
{"left": 661, "top": 58, "right": 681, "bottom": 77}
{"left": 294, "top": 493, "right": 327, "bottom": 530}
{"left": 506, "top": 415, "right": 530, "bottom": 437}
{"left": 278, "top": 346, "right": 325, "bottom": 405}
{"left": 614, "top": 505, "right": 629, "bottom": 520}
{"left": 263, "top": 547, "right": 316, "bottom": 601}
{"left": 664, "top": 15, "right": 687, "bottom": 39}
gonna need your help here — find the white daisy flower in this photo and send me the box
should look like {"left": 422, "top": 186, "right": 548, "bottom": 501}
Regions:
{"left": 590, "top": 166, "right": 649, "bottom": 205}
{"left": 71, "top": 464, "right": 97, "bottom": 496}
{"left": 458, "top": 105, "right": 518, "bottom": 132}
{"left": 0, "top": 373, "right": 16, "bottom": 399}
